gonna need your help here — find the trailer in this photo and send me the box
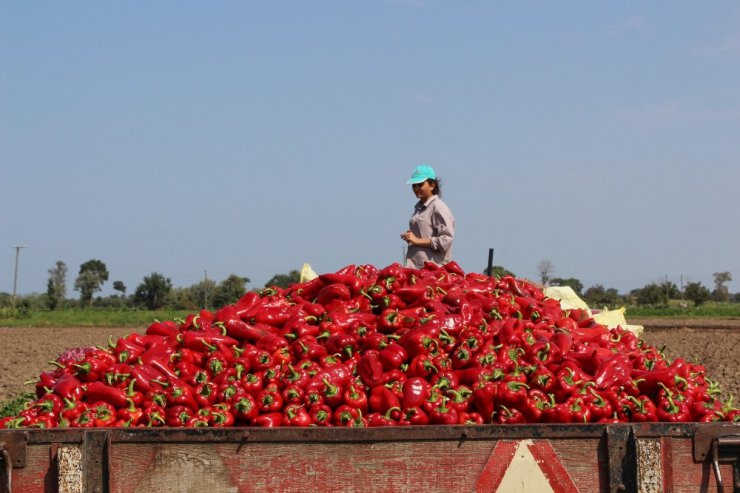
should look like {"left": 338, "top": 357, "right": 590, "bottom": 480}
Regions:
{"left": 1, "top": 422, "right": 738, "bottom": 492}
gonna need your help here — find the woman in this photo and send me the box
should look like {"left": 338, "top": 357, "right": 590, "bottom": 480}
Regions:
{"left": 400, "top": 164, "right": 455, "bottom": 269}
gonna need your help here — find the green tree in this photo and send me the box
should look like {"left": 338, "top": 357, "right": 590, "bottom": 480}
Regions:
{"left": 113, "top": 280, "right": 126, "bottom": 296}
{"left": 550, "top": 277, "right": 583, "bottom": 296}
{"left": 182, "top": 279, "right": 217, "bottom": 310}
{"left": 684, "top": 281, "right": 711, "bottom": 306}
{"left": 133, "top": 272, "right": 173, "bottom": 310}
{"left": 583, "top": 284, "right": 620, "bottom": 308}
{"left": 46, "top": 260, "right": 68, "bottom": 310}
{"left": 712, "top": 271, "right": 732, "bottom": 302}
{"left": 73, "top": 259, "right": 109, "bottom": 307}
{"left": 212, "top": 274, "right": 251, "bottom": 308}
{"left": 265, "top": 270, "right": 301, "bottom": 289}
{"left": 659, "top": 280, "right": 680, "bottom": 300}
{"left": 634, "top": 283, "right": 666, "bottom": 306}
{"left": 483, "top": 265, "right": 515, "bottom": 278}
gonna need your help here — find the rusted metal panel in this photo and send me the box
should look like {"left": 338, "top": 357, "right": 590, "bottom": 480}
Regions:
{"left": 0, "top": 423, "right": 737, "bottom": 493}
{"left": 81, "top": 431, "right": 108, "bottom": 493}
{"left": 4, "top": 444, "right": 56, "bottom": 493}
{"left": 605, "top": 424, "right": 634, "bottom": 493}
{"left": 7, "top": 422, "right": 725, "bottom": 446}
{"left": 0, "top": 431, "right": 27, "bottom": 469}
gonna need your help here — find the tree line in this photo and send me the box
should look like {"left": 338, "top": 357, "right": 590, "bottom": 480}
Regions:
{"left": 1, "top": 258, "right": 736, "bottom": 312}
{"left": 528, "top": 259, "right": 736, "bottom": 308}
{"left": 1, "top": 259, "right": 302, "bottom": 312}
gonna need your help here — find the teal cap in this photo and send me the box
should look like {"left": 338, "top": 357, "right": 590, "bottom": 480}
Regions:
{"left": 406, "top": 164, "right": 436, "bottom": 184}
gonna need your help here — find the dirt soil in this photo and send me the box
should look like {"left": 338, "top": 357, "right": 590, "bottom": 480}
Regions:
{"left": 0, "top": 319, "right": 738, "bottom": 405}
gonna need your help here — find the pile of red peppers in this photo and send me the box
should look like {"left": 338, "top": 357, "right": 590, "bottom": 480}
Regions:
{"left": 3, "top": 262, "right": 737, "bottom": 428}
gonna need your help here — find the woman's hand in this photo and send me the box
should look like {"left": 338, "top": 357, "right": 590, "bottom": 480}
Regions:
{"left": 400, "top": 230, "right": 417, "bottom": 246}
{"left": 401, "top": 231, "right": 431, "bottom": 248}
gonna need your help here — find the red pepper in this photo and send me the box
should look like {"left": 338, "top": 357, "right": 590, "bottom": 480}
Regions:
{"left": 282, "top": 384, "right": 305, "bottom": 406}
{"left": 130, "top": 365, "right": 167, "bottom": 394}
{"left": 406, "top": 354, "right": 439, "bottom": 379}
{"left": 194, "top": 381, "right": 218, "bottom": 408}
{"left": 583, "top": 388, "right": 614, "bottom": 422}
{"left": 146, "top": 320, "right": 180, "bottom": 337}
{"left": 164, "top": 380, "right": 199, "bottom": 411}
{"left": 224, "top": 318, "right": 275, "bottom": 344}
{"left": 316, "top": 283, "right": 351, "bottom": 306}
{"left": 378, "top": 344, "right": 408, "bottom": 371}
{"left": 496, "top": 405, "right": 526, "bottom": 424}
{"left": 369, "top": 385, "right": 401, "bottom": 414}
{"left": 357, "top": 350, "right": 383, "bottom": 387}
{"left": 394, "top": 283, "right": 433, "bottom": 304}
{"left": 175, "top": 361, "right": 209, "bottom": 386}
{"left": 343, "top": 382, "right": 369, "bottom": 414}
{"left": 367, "top": 407, "right": 401, "bottom": 427}
{"left": 655, "top": 384, "right": 691, "bottom": 422}
{"left": 73, "top": 356, "right": 109, "bottom": 382}
{"left": 496, "top": 381, "right": 529, "bottom": 410}
{"left": 401, "top": 377, "right": 432, "bottom": 409}
{"left": 528, "top": 365, "right": 556, "bottom": 393}
{"left": 283, "top": 403, "right": 312, "bottom": 427}
{"left": 112, "top": 338, "right": 145, "bottom": 364}
{"left": 248, "top": 348, "right": 273, "bottom": 372}
{"left": 85, "top": 381, "right": 129, "bottom": 409}
{"left": 398, "top": 327, "right": 439, "bottom": 357}
{"left": 325, "top": 333, "right": 359, "bottom": 360}
{"left": 234, "top": 395, "right": 259, "bottom": 423}
{"left": 116, "top": 400, "right": 143, "bottom": 427}
{"left": 240, "top": 373, "right": 263, "bottom": 396}
{"left": 179, "top": 331, "right": 239, "bottom": 352}
{"left": 89, "top": 402, "right": 117, "bottom": 427}
{"left": 563, "top": 396, "right": 592, "bottom": 423}
{"left": 553, "top": 367, "right": 584, "bottom": 403}
{"left": 103, "top": 363, "right": 133, "bottom": 387}
{"left": 445, "top": 386, "right": 473, "bottom": 413}
{"left": 52, "top": 373, "right": 84, "bottom": 402}
{"left": 527, "top": 342, "right": 561, "bottom": 367}
{"left": 208, "top": 404, "right": 236, "bottom": 427}
{"left": 308, "top": 403, "right": 333, "bottom": 426}
{"left": 399, "top": 406, "right": 429, "bottom": 426}
{"left": 319, "top": 273, "right": 364, "bottom": 296}
{"left": 186, "top": 414, "right": 210, "bottom": 427}
{"left": 305, "top": 363, "right": 352, "bottom": 395}
{"left": 256, "top": 387, "right": 284, "bottom": 413}
{"left": 593, "top": 353, "right": 633, "bottom": 390}
{"left": 634, "top": 359, "right": 690, "bottom": 397}
{"left": 164, "top": 405, "right": 194, "bottom": 427}
{"left": 291, "top": 337, "right": 329, "bottom": 362}
{"left": 252, "top": 412, "right": 283, "bottom": 428}
{"left": 428, "top": 397, "right": 459, "bottom": 425}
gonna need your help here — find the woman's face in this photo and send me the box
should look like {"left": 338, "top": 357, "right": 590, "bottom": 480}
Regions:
{"left": 412, "top": 180, "right": 435, "bottom": 200}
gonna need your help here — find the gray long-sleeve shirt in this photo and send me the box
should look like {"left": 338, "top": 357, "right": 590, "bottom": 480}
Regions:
{"left": 405, "top": 195, "right": 455, "bottom": 269}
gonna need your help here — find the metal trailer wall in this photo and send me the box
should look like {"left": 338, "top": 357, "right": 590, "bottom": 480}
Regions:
{"left": 1, "top": 423, "right": 739, "bottom": 493}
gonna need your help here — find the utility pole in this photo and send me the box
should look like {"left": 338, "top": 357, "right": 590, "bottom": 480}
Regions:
{"left": 12, "top": 245, "right": 26, "bottom": 307}
{"left": 664, "top": 275, "right": 670, "bottom": 304}
{"left": 487, "top": 248, "right": 495, "bottom": 277}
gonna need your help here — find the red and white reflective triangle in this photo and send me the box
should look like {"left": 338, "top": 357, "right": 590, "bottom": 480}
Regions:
{"left": 476, "top": 440, "right": 579, "bottom": 493}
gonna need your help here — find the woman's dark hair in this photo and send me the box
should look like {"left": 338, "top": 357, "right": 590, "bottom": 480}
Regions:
{"left": 428, "top": 178, "right": 441, "bottom": 196}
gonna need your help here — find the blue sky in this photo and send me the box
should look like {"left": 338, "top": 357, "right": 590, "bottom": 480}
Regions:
{"left": 2, "top": 1, "right": 739, "bottom": 298}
